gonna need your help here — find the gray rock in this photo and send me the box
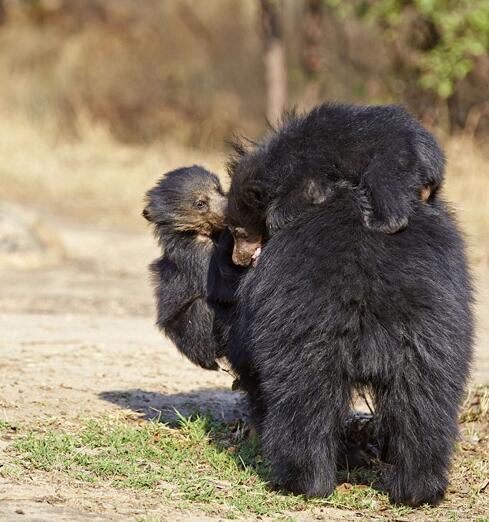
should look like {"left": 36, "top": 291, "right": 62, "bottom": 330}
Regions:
{"left": 0, "top": 203, "right": 63, "bottom": 268}
{"left": 0, "top": 204, "right": 43, "bottom": 255}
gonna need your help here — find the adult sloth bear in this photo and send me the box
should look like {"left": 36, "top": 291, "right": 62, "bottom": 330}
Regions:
{"left": 225, "top": 103, "right": 473, "bottom": 507}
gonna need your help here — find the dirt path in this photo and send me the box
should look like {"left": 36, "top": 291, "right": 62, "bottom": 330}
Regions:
{"left": 0, "top": 223, "right": 246, "bottom": 521}
{"left": 0, "top": 224, "right": 244, "bottom": 422}
{"left": 1, "top": 220, "right": 488, "bottom": 521}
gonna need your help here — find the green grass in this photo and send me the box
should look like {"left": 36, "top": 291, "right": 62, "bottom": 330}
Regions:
{"left": 7, "top": 397, "right": 489, "bottom": 520}
{"left": 0, "top": 420, "right": 15, "bottom": 430}
{"left": 9, "top": 413, "right": 392, "bottom": 518}
{"left": 11, "top": 415, "right": 304, "bottom": 517}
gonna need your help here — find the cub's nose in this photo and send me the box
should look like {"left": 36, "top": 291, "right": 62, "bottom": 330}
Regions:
{"left": 142, "top": 207, "right": 151, "bottom": 221}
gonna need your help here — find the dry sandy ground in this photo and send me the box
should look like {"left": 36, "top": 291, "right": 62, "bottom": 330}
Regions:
{"left": 1, "top": 218, "right": 488, "bottom": 521}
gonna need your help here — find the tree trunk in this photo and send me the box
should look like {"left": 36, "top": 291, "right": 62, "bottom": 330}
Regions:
{"left": 0, "top": 0, "right": 5, "bottom": 25}
{"left": 447, "top": 91, "right": 466, "bottom": 133}
{"left": 302, "top": 0, "right": 323, "bottom": 109}
{"left": 260, "top": 0, "right": 287, "bottom": 125}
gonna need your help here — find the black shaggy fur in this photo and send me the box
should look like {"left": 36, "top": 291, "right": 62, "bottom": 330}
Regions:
{"left": 225, "top": 103, "right": 474, "bottom": 506}
{"left": 207, "top": 228, "right": 247, "bottom": 351}
{"left": 144, "top": 165, "right": 227, "bottom": 370}
{"left": 227, "top": 103, "right": 445, "bottom": 243}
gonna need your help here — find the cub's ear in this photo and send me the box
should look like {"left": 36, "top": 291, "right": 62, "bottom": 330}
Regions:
{"left": 244, "top": 180, "right": 268, "bottom": 210}
{"left": 266, "top": 178, "right": 330, "bottom": 235}
{"left": 304, "top": 179, "right": 328, "bottom": 205}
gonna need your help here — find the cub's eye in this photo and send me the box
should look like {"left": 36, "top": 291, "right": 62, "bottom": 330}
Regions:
{"left": 194, "top": 199, "right": 208, "bottom": 210}
{"left": 234, "top": 227, "right": 248, "bottom": 239}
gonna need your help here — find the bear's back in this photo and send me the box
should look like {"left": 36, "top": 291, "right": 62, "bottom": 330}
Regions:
{"left": 238, "top": 188, "right": 471, "bottom": 347}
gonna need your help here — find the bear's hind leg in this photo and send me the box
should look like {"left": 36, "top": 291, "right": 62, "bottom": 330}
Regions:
{"left": 260, "top": 366, "right": 352, "bottom": 498}
{"left": 374, "top": 367, "right": 464, "bottom": 507}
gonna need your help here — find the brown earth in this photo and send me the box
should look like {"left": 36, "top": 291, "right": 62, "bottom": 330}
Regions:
{"left": 0, "top": 215, "right": 488, "bottom": 521}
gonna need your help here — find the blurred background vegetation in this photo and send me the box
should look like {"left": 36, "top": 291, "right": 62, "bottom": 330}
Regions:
{"left": 0, "top": 0, "right": 488, "bottom": 261}
{"left": 2, "top": 0, "right": 489, "bottom": 145}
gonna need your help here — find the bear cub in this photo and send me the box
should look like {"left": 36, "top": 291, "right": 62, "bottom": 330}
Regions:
{"left": 143, "top": 165, "right": 227, "bottom": 370}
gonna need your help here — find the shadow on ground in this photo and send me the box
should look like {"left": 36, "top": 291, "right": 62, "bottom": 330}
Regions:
{"left": 99, "top": 387, "right": 382, "bottom": 492}
{"left": 99, "top": 387, "right": 249, "bottom": 423}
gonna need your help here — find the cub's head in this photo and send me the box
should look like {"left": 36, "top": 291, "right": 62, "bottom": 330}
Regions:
{"left": 226, "top": 139, "right": 328, "bottom": 267}
{"left": 226, "top": 145, "right": 270, "bottom": 267}
{"left": 143, "top": 166, "right": 226, "bottom": 238}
